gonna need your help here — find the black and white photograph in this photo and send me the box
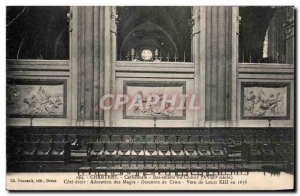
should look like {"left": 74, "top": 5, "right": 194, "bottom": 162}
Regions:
{"left": 5, "top": 4, "right": 295, "bottom": 191}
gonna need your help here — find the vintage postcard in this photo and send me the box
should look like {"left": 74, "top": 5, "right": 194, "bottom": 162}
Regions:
{"left": 6, "top": 5, "right": 295, "bottom": 191}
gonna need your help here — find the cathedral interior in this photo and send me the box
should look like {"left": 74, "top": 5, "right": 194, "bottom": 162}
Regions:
{"left": 6, "top": 6, "right": 295, "bottom": 175}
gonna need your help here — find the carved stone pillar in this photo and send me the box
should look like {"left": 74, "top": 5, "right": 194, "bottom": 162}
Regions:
{"left": 194, "top": 7, "right": 232, "bottom": 124}
{"left": 70, "top": 6, "right": 116, "bottom": 126}
{"left": 192, "top": 6, "right": 205, "bottom": 127}
{"left": 193, "top": 6, "right": 233, "bottom": 126}
{"left": 205, "top": 7, "right": 232, "bottom": 123}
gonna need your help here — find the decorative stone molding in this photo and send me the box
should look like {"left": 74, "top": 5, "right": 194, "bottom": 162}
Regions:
{"left": 284, "top": 7, "right": 294, "bottom": 40}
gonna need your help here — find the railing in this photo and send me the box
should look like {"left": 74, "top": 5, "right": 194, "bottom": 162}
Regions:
{"left": 118, "top": 49, "right": 191, "bottom": 63}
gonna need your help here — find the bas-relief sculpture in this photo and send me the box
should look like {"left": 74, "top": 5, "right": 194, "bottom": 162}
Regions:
{"left": 123, "top": 81, "right": 186, "bottom": 120}
{"left": 127, "top": 88, "right": 180, "bottom": 117}
{"left": 242, "top": 84, "right": 289, "bottom": 119}
{"left": 7, "top": 84, "right": 64, "bottom": 117}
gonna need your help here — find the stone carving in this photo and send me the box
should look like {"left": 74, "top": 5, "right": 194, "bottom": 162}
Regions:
{"left": 284, "top": 7, "right": 294, "bottom": 39}
{"left": 243, "top": 85, "right": 288, "bottom": 118}
{"left": 7, "top": 85, "right": 21, "bottom": 105}
{"left": 130, "top": 91, "right": 176, "bottom": 117}
{"left": 124, "top": 81, "right": 186, "bottom": 120}
{"left": 23, "top": 86, "right": 63, "bottom": 115}
{"left": 7, "top": 83, "right": 64, "bottom": 117}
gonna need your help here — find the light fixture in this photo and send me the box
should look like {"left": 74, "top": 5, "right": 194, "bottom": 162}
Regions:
{"left": 141, "top": 49, "right": 153, "bottom": 61}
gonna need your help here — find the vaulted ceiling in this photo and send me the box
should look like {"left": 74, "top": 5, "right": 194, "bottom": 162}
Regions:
{"left": 117, "top": 6, "right": 192, "bottom": 61}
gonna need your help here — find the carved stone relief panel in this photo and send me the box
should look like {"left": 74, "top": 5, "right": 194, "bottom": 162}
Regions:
{"left": 123, "top": 81, "right": 186, "bottom": 120}
{"left": 7, "top": 79, "right": 67, "bottom": 118}
{"left": 241, "top": 82, "right": 290, "bottom": 119}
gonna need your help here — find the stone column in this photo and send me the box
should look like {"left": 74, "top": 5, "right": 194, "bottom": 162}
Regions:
{"left": 205, "top": 7, "right": 232, "bottom": 123}
{"left": 193, "top": 7, "right": 205, "bottom": 127}
{"left": 231, "top": 7, "right": 239, "bottom": 127}
{"left": 70, "top": 6, "right": 116, "bottom": 126}
{"left": 194, "top": 6, "right": 233, "bottom": 126}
